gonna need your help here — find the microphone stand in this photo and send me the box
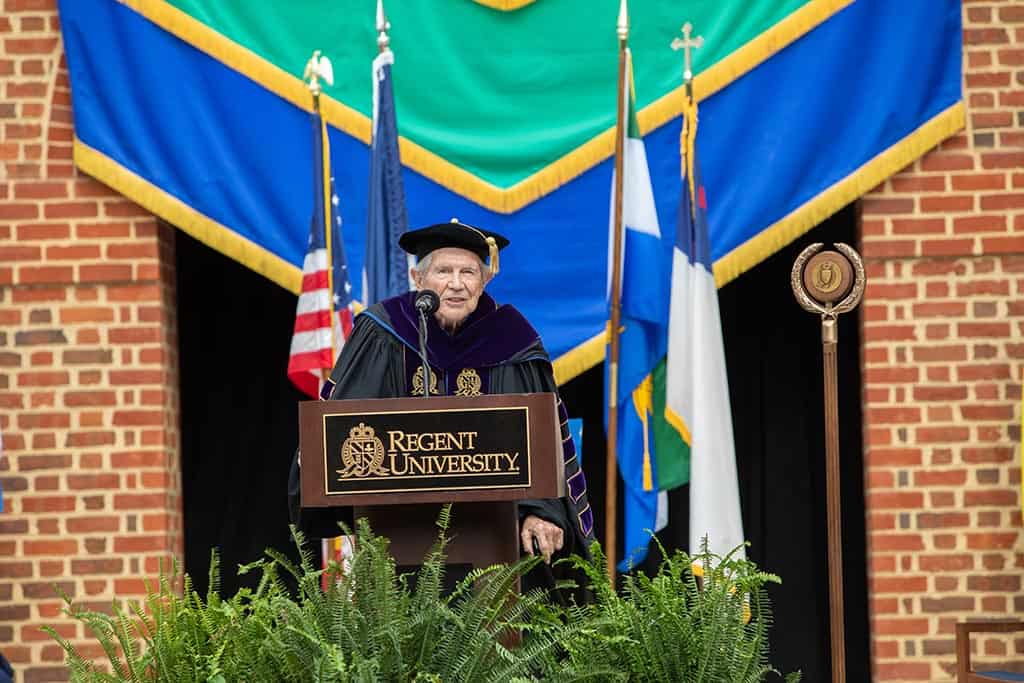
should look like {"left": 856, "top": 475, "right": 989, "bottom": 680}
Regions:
{"left": 417, "top": 309, "right": 431, "bottom": 399}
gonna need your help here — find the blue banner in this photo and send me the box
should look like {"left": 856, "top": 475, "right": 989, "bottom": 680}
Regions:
{"left": 58, "top": 0, "right": 962, "bottom": 382}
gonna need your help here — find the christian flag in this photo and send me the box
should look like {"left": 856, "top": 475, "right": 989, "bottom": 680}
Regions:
{"left": 363, "top": 47, "right": 411, "bottom": 306}
{"left": 286, "top": 110, "right": 355, "bottom": 399}
{"left": 609, "top": 50, "right": 687, "bottom": 570}
{"left": 666, "top": 103, "right": 744, "bottom": 560}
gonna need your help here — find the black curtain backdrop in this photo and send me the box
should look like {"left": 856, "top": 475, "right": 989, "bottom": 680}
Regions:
{"left": 178, "top": 205, "right": 868, "bottom": 678}
{"left": 176, "top": 230, "right": 304, "bottom": 597}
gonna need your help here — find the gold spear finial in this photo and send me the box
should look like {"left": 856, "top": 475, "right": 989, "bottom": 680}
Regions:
{"left": 671, "top": 22, "right": 703, "bottom": 87}
{"left": 303, "top": 49, "right": 334, "bottom": 97}
{"left": 617, "top": 0, "right": 629, "bottom": 41}
{"left": 377, "top": 0, "right": 391, "bottom": 53}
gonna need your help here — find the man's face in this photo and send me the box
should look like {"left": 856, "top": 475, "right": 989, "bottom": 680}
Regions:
{"left": 411, "top": 247, "right": 488, "bottom": 331}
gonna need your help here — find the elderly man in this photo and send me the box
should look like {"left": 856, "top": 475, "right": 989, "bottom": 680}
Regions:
{"left": 288, "top": 220, "right": 594, "bottom": 564}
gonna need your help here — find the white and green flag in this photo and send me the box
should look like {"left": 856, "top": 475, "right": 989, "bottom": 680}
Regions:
{"left": 667, "top": 111, "right": 744, "bottom": 560}
{"left": 609, "top": 50, "right": 690, "bottom": 568}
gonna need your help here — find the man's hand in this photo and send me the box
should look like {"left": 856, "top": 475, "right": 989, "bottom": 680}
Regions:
{"left": 520, "top": 515, "right": 564, "bottom": 564}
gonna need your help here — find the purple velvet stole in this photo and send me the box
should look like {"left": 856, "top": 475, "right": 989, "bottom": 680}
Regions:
{"left": 379, "top": 292, "right": 543, "bottom": 396}
{"left": 369, "top": 292, "right": 594, "bottom": 540}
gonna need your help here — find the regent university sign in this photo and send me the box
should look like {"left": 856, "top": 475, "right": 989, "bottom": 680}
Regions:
{"left": 324, "top": 407, "right": 531, "bottom": 495}
{"left": 299, "top": 394, "right": 563, "bottom": 507}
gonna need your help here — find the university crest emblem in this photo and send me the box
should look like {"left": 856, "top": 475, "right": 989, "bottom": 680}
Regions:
{"left": 337, "top": 423, "right": 388, "bottom": 479}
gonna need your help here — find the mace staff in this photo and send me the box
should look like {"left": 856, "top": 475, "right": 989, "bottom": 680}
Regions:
{"left": 605, "top": 0, "right": 630, "bottom": 587}
{"left": 792, "top": 243, "right": 865, "bottom": 683}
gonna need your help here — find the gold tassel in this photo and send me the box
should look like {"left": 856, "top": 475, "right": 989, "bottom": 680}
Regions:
{"left": 486, "top": 236, "right": 499, "bottom": 276}
{"left": 682, "top": 97, "right": 699, "bottom": 219}
{"left": 633, "top": 374, "right": 655, "bottom": 491}
{"left": 463, "top": 223, "right": 500, "bottom": 277}
{"left": 642, "top": 451, "right": 653, "bottom": 491}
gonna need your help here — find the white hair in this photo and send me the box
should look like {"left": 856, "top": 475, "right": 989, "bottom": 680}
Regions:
{"left": 413, "top": 252, "right": 434, "bottom": 276}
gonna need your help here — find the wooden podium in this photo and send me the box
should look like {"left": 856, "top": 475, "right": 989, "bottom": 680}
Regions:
{"left": 299, "top": 393, "right": 565, "bottom": 572}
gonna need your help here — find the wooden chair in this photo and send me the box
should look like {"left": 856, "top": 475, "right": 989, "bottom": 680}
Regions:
{"left": 956, "top": 621, "right": 1024, "bottom": 682}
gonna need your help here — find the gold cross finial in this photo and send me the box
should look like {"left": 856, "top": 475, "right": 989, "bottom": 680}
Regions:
{"left": 671, "top": 22, "right": 703, "bottom": 85}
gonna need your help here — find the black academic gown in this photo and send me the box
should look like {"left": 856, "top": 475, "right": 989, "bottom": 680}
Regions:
{"left": 288, "top": 291, "right": 595, "bottom": 564}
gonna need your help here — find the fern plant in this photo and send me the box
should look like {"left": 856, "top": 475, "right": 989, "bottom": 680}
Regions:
{"left": 43, "top": 552, "right": 270, "bottom": 682}
{"left": 46, "top": 505, "right": 570, "bottom": 682}
{"left": 46, "top": 512, "right": 799, "bottom": 682}
{"left": 261, "top": 506, "right": 569, "bottom": 682}
{"left": 548, "top": 539, "right": 801, "bottom": 683}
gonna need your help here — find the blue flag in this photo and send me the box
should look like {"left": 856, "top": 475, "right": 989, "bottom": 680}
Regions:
{"left": 607, "top": 53, "right": 674, "bottom": 571}
{"left": 363, "top": 50, "right": 410, "bottom": 305}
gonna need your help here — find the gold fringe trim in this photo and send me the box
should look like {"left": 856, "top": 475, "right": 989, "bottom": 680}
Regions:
{"left": 471, "top": 0, "right": 536, "bottom": 10}
{"left": 497, "top": 0, "right": 854, "bottom": 209}
{"left": 73, "top": 138, "right": 302, "bottom": 294}
{"left": 551, "top": 101, "right": 964, "bottom": 384}
{"left": 637, "top": 0, "right": 854, "bottom": 137}
{"left": 713, "top": 101, "right": 965, "bottom": 288}
{"left": 124, "top": 0, "right": 850, "bottom": 214}
{"left": 74, "top": 90, "right": 964, "bottom": 385}
{"left": 498, "top": 0, "right": 856, "bottom": 211}
{"left": 125, "top": 0, "right": 374, "bottom": 141}
{"left": 122, "top": 1, "right": 333, "bottom": 125}
{"left": 125, "top": 0, "right": 508, "bottom": 203}
{"left": 552, "top": 329, "right": 606, "bottom": 385}
{"left": 89, "top": 1, "right": 964, "bottom": 385}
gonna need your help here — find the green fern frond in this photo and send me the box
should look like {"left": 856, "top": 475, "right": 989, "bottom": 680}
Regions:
{"left": 48, "top": 509, "right": 798, "bottom": 682}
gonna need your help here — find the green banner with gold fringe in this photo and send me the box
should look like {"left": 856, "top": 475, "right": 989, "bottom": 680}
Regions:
{"left": 59, "top": 0, "right": 963, "bottom": 382}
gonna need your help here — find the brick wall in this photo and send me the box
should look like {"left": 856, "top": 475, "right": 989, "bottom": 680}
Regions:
{"left": 862, "top": 2, "right": 1024, "bottom": 680}
{"left": 1, "top": 2, "right": 183, "bottom": 681}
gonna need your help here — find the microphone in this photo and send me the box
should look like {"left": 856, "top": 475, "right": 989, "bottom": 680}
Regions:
{"left": 414, "top": 290, "right": 439, "bottom": 400}
{"left": 414, "top": 289, "right": 440, "bottom": 315}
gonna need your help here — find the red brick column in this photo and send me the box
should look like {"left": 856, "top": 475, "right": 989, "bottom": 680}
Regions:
{"left": 1, "top": 2, "right": 183, "bottom": 680}
{"left": 862, "top": 2, "right": 1024, "bottom": 680}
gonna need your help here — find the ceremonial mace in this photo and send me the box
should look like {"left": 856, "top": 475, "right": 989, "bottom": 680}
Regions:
{"left": 791, "top": 244, "right": 865, "bottom": 683}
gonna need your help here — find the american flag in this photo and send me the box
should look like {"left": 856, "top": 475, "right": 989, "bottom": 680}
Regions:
{"left": 287, "top": 112, "right": 354, "bottom": 399}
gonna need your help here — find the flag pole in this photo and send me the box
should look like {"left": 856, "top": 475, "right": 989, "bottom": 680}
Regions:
{"left": 792, "top": 244, "right": 865, "bottom": 683}
{"left": 376, "top": 0, "right": 390, "bottom": 54}
{"left": 304, "top": 50, "right": 337, "bottom": 376}
{"left": 672, "top": 23, "right": 703, "bottom": 214}
{"left": 605, "top": 0, "right": 629, "bottom": 586}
